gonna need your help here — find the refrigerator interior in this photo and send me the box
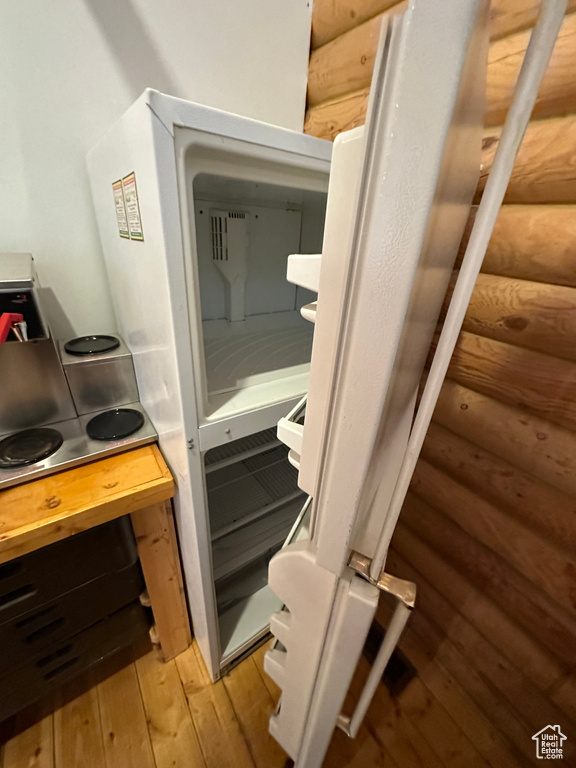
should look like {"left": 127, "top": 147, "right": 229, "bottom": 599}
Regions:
{"left": 204, "top": 425, "right": 307, "bottom": 664}
{"left": 181, "top": 162, "right": 327, "bottom": 426}
{"left": 183, "top": 165, "right": 326, "bottom": 666}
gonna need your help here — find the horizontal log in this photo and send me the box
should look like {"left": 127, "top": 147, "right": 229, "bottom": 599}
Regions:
{"left": 458, "top": 205, "right": 576, "bottom": 287}
{"left": 378, "top": 586, "right": 528, "bottom": 767}
{"left": 484, "top": 205, "right": 576, "bottom": 286}
{"left": 308, "top": 14, "right": 379, "bottom": 108}
{"left": 387, "top": 547, "right": 574, "bottom": 745}
{"left": 434, "top": 380, "right": 576, "bottom": 497}
{"left": 344, "top": 652, "right": 445, "bottom": 768}
{"left": 410, "top": 458, "right": 576, "bottom": 614}
{"left": 307, "top": 5, "right": 406, "bottom": 108}
{"left": 308, "top": 82, "right": 576, "bottom": 156}
{"left": 400, "top": 491, "right": 576, "bottom": 667}
{"left": 362, "top": 660, "right": 469, "bottom": 768}
{"left": 448, "top": 331, "right": 576, "bottom": 431}
{"left": 304, "top": 87, "right": 369, "bottom": 142}
{"left": 311, "top": 0, "right": 401, "bottom": 50}
{"left": 422, "top": 422, "right": 576, "bottom": 557}
{"left": 365, "top": 627, "right": 491, "bottom": 768}
{"left": 400, "top": 631, "right": 531, "bottom": 767}
{"left": 439, "top": 271, "right": 576, "bottom": 359}
{"left": 390, "top": 525, "right": 564, "bottom": 690}
{"left": 307, "top": 10, "right": 576, "bottom": 140}
{"left": 377, "top": 598, "right": 528, "bottom": 768}
{"left": 490, "top": 0, "right": 576, "bottom": 40}
{"left": 308, "top": 113, "right": 576, "bottom": 203}
{"left": 486, "top": 13, "right": 576, "bottom": 126}
{"left": 478, "top": 115, "right": 576, "bottom": 204}
{"left": 382, "top": 589, "right": 575, "bottom": 766}
{"left": 463, "top": 273, "right": 576, "bottom": 361}
{"left": 311, "top": 0, "right": 576, "bottom": 52}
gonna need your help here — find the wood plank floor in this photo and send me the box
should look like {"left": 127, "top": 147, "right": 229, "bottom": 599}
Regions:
{"left": 0, "top": 636, "right": 518, "bottom": 768}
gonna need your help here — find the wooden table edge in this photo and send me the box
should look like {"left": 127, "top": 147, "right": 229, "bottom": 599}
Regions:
{"left": 0, "top": 444, "right": 190, "bottom": 661}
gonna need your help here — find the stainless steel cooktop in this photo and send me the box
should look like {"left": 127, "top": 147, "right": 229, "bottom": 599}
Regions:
{"left": 0, "top": 401, "right": 156, "bottom": 490}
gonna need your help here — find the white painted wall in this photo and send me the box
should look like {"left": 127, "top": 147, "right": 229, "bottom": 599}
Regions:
{"left": 0, "top": 0, "right": 312, "bottom": 338}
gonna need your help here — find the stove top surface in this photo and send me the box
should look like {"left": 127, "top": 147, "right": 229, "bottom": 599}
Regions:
{"left": 86, "top": 408, "right": 145, "bottom": 441}
{"left": 0, "top": 427, "right": 64, "bottom": 468}
{"left": 64, "top": 334, "right": 120, "bottom": 356}
{"left": 0, "top": 402, "right": 157, "bottom": 490}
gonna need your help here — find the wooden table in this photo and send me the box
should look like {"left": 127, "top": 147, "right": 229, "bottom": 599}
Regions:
{"left": 0, "top": 444, "right": 191, "bottom": 661}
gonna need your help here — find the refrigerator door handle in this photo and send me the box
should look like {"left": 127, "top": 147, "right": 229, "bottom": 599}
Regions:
{"left": 337, "top": 550, "right": 416, "bottom": 740}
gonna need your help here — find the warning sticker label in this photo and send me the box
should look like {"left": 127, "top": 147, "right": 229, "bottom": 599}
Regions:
{"left": 112, "top": 179, "right": 129, "bottom": 239}
{"left": 122, "top": 172, "right": 144, "bottom": 241}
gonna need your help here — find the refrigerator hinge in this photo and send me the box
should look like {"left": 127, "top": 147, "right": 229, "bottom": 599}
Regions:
{"left": 336, "top": 550, "right": 416, "bottom": 740}
{"left": 348, "top": 550, "right": 416, "bottom": 609}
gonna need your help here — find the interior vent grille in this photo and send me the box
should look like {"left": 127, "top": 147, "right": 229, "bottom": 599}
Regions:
{"left": 210, "top": 214, "right": 228, "bottom": 261}
{"left": 210, "top": 211, "right": 247, "bottom": 261}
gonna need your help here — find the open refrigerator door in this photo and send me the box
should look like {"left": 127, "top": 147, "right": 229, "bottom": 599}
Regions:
{"left": 265, "top": 0, "right": 568, "bottom": 763}
{"left": 265, "top": 0, "right": 490, "bottom": 765}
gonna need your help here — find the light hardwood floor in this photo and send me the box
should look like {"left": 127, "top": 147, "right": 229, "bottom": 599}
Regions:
{"left": 0, "top": 633, "right": 519, "bottom": 768}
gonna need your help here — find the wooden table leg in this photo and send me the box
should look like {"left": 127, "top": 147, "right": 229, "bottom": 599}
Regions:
{"left": 131, "top": 501, "right": 191, "bottom": 660}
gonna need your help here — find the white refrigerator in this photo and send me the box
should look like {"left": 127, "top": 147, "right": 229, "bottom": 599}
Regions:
{"left": 88, "top": 0, "right": 491, "bottom": 764}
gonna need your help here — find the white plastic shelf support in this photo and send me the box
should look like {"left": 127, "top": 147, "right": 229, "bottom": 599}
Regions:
{"left": 300, "top": 302, "right": 317, "bottom": 323}
{"left": 277, "top": 394, "right": 306, "bottom": 466}
{"left": 277, "top": 418, "right": 304, "bottom": 455}
{"left": 287, "top": 253, "right": 323, "bottom": 293}
{"left": 288, "top": 449, "right": 301, "bottom": 470}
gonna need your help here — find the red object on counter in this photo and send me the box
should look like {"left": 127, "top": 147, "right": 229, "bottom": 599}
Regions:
{"left": 0, "top": 313, "right": 24, "bottom": 344}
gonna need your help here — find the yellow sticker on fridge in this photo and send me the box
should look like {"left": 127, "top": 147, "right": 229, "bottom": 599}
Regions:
{"left": 122, "top": 172, "right": 144, "bottom": 241}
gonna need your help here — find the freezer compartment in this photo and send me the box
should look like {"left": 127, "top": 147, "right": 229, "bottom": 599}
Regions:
{"left": 187, "top": 173, "right": 327, "bottom": 424}
{"left": 203, "top": 312, "right": 313, "bottom": 397}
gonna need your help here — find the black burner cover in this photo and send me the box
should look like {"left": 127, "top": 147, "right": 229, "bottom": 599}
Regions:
{"left": 86, "top": 408, "right": 144, "bottom": 441}
{"left": 0, "top": 428, "right": 63, "bottom": 468}
{"left": 64, "top": 335, "right": 120, "bottom": 356}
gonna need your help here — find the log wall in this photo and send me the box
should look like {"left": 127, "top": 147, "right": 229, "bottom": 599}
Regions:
{"left": 305, "top": 0, "right": 576, "bottom": 763}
